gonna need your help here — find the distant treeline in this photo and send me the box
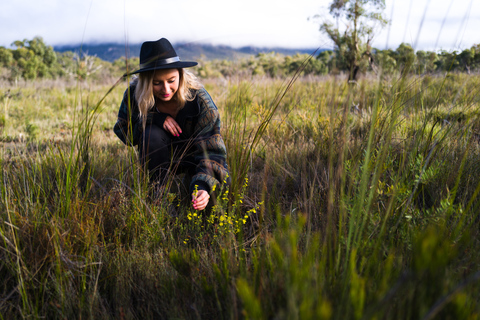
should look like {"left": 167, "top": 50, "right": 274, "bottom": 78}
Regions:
{"left": 1, "top": 37, "right": 479, "bottom": 82}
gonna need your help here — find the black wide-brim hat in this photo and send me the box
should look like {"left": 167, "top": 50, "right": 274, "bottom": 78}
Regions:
{"left": 128, "top": 38, "right": 197, "bottom": 75}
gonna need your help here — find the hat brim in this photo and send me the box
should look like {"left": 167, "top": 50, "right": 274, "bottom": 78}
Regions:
{"left": 126, "top": 61, "right": 198, "bottom": 76}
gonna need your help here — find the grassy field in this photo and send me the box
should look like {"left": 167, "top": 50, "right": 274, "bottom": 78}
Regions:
{"left": 1, "top": 71, "right": 480, "bottom": 319}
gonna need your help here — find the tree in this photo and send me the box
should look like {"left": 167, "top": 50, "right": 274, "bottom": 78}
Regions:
{"left": 9, "top": 36, "right": 60, "bottom": 80}
{"left": 284, "top": 53, "right": 327, "bottom": 76}
{"left": 317, "top": 0, "right": 387, "bottom": 81}
{"left": 458, "top": 48, "right": 474, "bottom": 74}
{"left": 0, "top": 47, "right": 13, "bottom": 67}
{"left": 425, "top": 51, "right": 438, "bottom": 73}
{"left": 435, "top": 50, "right": 460, "bottom": 72}
{"left": 317, "top": 50, "right": 334, "bottom": 73}
{"left": 415, "top": 50, "right": 427, "bottom": 74}
{"left": 394, "top": 43, "right": 415, "bottom": 75}
{"left": 374, "top": 49, "right": 397, "bottom": 76}
{"left": 472, "top": 44, "right": 480, "bottom": 70}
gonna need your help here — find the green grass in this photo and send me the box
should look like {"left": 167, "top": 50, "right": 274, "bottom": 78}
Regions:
{"left": 1, "top": 72, "right": 480, "bottom": 319}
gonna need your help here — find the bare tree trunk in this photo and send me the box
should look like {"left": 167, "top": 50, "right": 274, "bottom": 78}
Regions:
{"left": 349, "top": 0, "right": 360, "bottom": 82}
{"left": 363, "top": 37, "right": 378, "bottom": 75}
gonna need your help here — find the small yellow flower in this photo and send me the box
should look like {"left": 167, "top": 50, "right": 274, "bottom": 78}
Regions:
{"left": 193, "top": 184, "right": 199, "bottom": 198}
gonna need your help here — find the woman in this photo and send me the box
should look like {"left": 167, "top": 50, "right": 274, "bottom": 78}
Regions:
{"left": 114, "top": 38, "right": 229, "bottom": 211}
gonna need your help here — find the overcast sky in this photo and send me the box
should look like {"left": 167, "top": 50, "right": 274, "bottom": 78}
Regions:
{"left": 1, "top": 0, "right": 478, "bottom": 52}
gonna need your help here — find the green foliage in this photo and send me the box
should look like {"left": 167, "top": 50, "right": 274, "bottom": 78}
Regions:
{"left": 394, "top": 43, "right": 416, "bottom": 74}
{"left": 370, "top": 43, "right": 480, "bottom": 76}
{"left": 415, "top": 50, "right": 438, "bottom": 74}
{"left": 112, "top": 56, "right": 140, "bottom": 75}
{"left": 5, "top": 37, "right": 62, "bottom": 80}
{"left": 0, "top": 47, "right": 13, "bottom": 66}
{"left": 25, "top": 121, "right": 40, "bottom": 141}
{"left": 236, "top": 278, "right": 264, "bottom": 319}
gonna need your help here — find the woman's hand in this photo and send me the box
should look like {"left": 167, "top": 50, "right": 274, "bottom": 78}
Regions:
{"left": 163, "top": 116, "right": 182, "bottom": 137}
{"left": 192, "top": 190, "right": 210, "bottom": 211}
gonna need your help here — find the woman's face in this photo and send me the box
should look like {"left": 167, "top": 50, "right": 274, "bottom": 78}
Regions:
{"left": 152, "top": 68, "right": 180, "bottom": 102}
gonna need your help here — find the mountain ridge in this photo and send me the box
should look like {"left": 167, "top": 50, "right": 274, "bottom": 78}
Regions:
{"left": 54, "top": 42, "right": 324, "bottom": 62}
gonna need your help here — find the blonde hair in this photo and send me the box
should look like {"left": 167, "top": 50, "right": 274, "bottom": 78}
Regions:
{"left": 134, "top": 68, "right": 203, "bottom": 128}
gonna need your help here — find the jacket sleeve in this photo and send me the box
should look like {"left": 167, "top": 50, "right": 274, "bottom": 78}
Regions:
{"left": 190, "top": 89, "right": 229, "bottom": 194}
{"left": 113, "top": 86, "right": 142, "bottom": 146}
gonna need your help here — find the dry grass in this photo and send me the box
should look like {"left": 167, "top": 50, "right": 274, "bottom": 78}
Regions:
{"left": 1, "top": 73, "right": 480, "bottom": 318}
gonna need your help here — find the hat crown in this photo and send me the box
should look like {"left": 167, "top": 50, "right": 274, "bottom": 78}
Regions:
{"left": 126, "top": 38, "right": 197, "bottom": 75}
{"left": 139, "top": 38, "right": 177, "bottom": 66}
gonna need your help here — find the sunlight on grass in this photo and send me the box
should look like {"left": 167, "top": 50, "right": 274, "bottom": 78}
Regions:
{"left": 1, "top": 70, "right": 480, "bottom": 318}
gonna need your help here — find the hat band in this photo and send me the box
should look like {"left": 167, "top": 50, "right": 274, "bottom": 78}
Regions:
{"left": 139, "top": 56, "right": 181, "bottom": 69}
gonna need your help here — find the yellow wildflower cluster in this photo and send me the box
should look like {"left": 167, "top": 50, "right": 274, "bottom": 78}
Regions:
{"left": 178, "top": 176, "right": 264, "bottom": 246}
{"left": 187, "top": 212, "right": 199, "bottom": 221}
{"left": 214, "top": 211, "right": 247, "bottom": 234}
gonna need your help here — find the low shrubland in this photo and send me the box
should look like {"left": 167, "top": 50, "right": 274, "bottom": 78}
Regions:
{"left": 1, "top": 71, "right": 480, "bottom": 319}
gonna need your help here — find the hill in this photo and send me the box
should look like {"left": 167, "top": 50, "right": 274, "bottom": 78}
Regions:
{"left": 54, "top": 42, "right": 323, "bottom": 62}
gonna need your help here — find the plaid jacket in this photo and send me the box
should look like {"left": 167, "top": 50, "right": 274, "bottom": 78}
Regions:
{"left": 113, "top": 84, "right": 229, "bottom": 193}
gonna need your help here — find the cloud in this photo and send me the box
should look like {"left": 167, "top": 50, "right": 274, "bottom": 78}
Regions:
{"left": 374, "top": 0, "right": 480, "bottom": 50}
{"left": 0, "top": 0, "right": 478, "bottom": 51}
